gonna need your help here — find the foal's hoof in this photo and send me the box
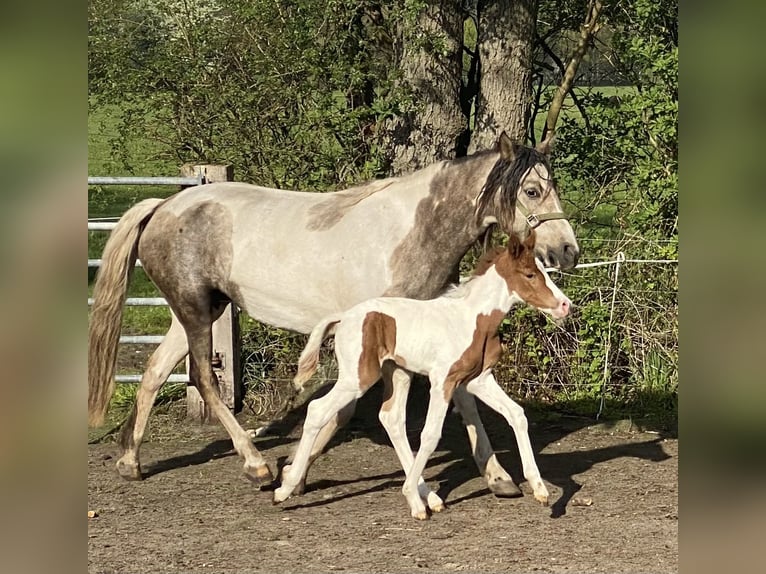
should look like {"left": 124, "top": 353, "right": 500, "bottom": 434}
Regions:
{"left": 411, "top": 510, "right": 430, "bottom": 521}
{"left": 273, "top": 486, "right": 292, "bottom": 504}
{"left": 116, "top": 460, "right": 142, "bottom": 481}
{"left": 488, "top": 479, "right": 523, "bottom": 498}
{"left": 426, "top": 492, "right": 445, "bottom": 513}
{"left": 244, "top": 464, "right": 274, "bottom": 488}
{"left": 534, "top": 492, "right": 550, "bottom": 506}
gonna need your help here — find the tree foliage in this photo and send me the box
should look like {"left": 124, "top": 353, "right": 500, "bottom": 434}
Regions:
{"left": 89, "top": 0, "right": 678, "bottom": 417}
{"left": 89, "top": 0, "right": 394, "bottom": 188}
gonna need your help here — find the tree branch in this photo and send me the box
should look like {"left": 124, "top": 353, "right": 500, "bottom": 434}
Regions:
{"left": 542, "top": 0, "right": 603, "bottom": 140}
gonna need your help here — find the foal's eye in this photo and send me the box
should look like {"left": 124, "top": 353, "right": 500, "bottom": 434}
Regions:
{"left": 525, "top": 273, "right": 535, "bottom": 280}
{"left": 525, "top": 188, "right": 539, "bottom": 199}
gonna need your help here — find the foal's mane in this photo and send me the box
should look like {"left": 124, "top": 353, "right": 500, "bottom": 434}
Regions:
{"left": 442, "top": 246, "right": 507, "bottom": 298}
{"left": 475, "top": 145, "right": 553, "bottom": 226}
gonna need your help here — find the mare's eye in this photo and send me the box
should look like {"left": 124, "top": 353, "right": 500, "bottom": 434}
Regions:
{"left": 525, "top": 188, "right": 539, "bottom": 198}
{"left": 525, "top": 273, "right": 535, "bottom": 279}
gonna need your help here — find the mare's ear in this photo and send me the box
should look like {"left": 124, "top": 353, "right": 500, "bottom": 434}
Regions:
{"left": 497, "top": 131, "right": 519, "bottom": 162}
{"left": 536, "top": 132, "right": 556, "bottom": 156}
{"left": 508, "top": 233, "right": 524, "bottom": 259}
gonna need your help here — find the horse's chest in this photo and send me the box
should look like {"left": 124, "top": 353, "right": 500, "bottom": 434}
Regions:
{"left": 442, "top": 308, "right": 505, "bottom": 396}
{"left": 447, "top": 330, "right": 502, "bottom": 385}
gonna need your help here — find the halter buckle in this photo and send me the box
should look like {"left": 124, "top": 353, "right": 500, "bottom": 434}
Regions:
{"left": 526, "top": 213, "right": 540, "bottom": 228}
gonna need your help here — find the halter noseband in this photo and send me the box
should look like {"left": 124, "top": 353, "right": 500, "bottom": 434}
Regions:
{"left": 515, "top": 201, "right": 568, "bottom": 230}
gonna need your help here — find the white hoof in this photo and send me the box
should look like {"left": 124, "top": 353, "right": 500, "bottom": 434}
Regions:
{"left": 426, "top": 492, "right": 445, "bottom": 513}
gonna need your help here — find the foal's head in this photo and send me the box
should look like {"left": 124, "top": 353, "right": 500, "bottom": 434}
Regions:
{"left": 494, "top": 230, "right": 571, "bottom": 319}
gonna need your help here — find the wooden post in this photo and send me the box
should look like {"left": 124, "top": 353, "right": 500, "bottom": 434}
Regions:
{"left": 179, "top": 164, "right": 242, "bottom": 422}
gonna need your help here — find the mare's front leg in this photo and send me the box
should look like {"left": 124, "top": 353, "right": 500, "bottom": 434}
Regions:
{"left": 378, "top": 364, "right": 444, "bottom": 513}
{"left": 451, "top": 386, "right": 522, "bottom": 497}
{"left": 465, "top": 372, "right": 549, "bottom": 504}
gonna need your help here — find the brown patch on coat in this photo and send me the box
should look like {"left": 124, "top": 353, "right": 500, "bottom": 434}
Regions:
{"left": 357, "top": 312, "right": 397, "bottom": 391}
{"left": 443, "top": 309, "right": 506, "bottom": 401}
{"left": 306, "top": 179, "right": 397, "bottom": 231}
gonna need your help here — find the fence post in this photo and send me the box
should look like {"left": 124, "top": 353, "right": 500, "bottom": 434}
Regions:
{"left": 179, "top": 164, "right": 242, "bottom": 422}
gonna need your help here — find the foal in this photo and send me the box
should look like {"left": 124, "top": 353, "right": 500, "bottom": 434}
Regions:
{"left": 273, "top": 231, "right": 571, "bottom": 519}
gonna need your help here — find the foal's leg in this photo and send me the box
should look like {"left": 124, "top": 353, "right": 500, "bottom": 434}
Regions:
{"left": 116, "top": 315, "right": 188, "bottom": 480}
{"left": 401, "top": 384, "right": 451, "bottom": 520}
{"left": 465, "top": 372, "right": 549, "bottom": 504}
{"left": 452, "top": 386, "right": 522, "bottom": 497}
{"left": 378, "top": 365, "right": 444, "bottom": 512}
{"left": 274, "top": 379, "right": 362, "bottom": 503}
{"left": 283, "top": 399, "right": 356, "bottom": 495}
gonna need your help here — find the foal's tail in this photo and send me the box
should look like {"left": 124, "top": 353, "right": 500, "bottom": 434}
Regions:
{"left": 88, "top": 198, "right": 165, "bottom": 427}
{"left": 293, "top": 315, "right": 341, "bottom": 391}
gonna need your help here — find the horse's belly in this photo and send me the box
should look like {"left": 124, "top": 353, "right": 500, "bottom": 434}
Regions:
{"left": 231, "top": 257, "right": 391, "bottom": 334}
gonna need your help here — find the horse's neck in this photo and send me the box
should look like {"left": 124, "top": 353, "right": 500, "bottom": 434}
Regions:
{"left": 385, "top": 154, "right": 500, "bottom": 299}
{"left": 455, "top": 265, "right": 519, "bottom": 319}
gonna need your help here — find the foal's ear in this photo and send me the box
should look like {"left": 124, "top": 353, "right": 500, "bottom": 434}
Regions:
{"left": 536, "top": 132, "right": 556, "bottom": 156}
{"left": 523, "top": 228, "right": 537, "bottom": 251}
{"left": 497, "top": 131, "right": 519, "bottom": 162}
{"left": 508, "top": 233, "right": 524, "bottom": 259}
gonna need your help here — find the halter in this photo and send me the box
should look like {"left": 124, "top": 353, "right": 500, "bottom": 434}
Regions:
{"left": 515, "top": 200, "right": 569, "bottom": 230}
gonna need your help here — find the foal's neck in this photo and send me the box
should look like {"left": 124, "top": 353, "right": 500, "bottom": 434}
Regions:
{"left": 456, "top": 262, "right": 521, "bottom": 318}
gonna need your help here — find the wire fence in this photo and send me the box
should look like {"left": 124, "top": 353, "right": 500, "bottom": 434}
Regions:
{"left": 95, "top": 206, "right": 678, "bottom": 419}
{"left": 236, "top": 242, "right": 678, "bottom": 418}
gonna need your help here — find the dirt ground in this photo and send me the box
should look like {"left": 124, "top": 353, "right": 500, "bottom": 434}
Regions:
{"left": 88, "top": 385, "right": 677, "bottom": 574}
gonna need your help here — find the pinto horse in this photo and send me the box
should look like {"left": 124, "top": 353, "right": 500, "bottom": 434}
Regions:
{"left": 274, "top": 230, "right": 571, "bottom": 519}
{"left": 88, "top": 132, "right": 579, "bottom": 491}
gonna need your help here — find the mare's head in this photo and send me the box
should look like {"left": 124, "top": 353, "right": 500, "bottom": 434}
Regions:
{"left": 493, "top": 230, "right": 571, "bottom": 320}
{"left": 475, "top": 132, "right": 580, "bottom": 270}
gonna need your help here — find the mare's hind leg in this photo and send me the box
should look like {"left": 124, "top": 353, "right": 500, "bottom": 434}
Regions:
{"left": 452, "top": 386, "right": 522, "bottom": 497}
{"left": 180, "top": 303, "right": 273, "bottom": 486}
{"left": 378, "top": 365, "right": 444, "bottom": 512}
{"left": 116, "top": 314, "right": 188, "bottom": 480}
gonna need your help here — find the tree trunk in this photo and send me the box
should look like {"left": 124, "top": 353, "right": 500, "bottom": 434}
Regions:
{"left": 382, "top": 1, "right": 466, "bottom": 175}
{"left": 469, "top": 0, "right": 538, "bottom": 152}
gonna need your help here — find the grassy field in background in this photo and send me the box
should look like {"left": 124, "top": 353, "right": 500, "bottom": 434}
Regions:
{"left": 88, "top": 103, "right": 178, "bottom": 335}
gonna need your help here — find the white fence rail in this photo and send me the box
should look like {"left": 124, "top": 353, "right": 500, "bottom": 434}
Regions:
{"left": 90, "top": 169, "right": 677, "bottom": 421}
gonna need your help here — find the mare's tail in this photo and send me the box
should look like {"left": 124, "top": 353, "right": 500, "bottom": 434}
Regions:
{"left": 293, "top": 315, "right": 341, "bottom": 391}
{"left": 88, "top": 198, "right": 165, "bottom": 427}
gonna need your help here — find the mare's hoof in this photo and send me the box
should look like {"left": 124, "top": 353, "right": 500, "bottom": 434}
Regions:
{"left": 244, "top": 465, "right": 274, "bottom": 488}
{"left": 488, "top": 479, "right": 523, "bottom": 498}
{"left": 411, "top": 510, "right": 430, "bottom": 521}
{"left": 116, "top": 461, "right": 142, "bottom": 481}
{"left": 534, "top": 492, "right": 550, "bottom": 506}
